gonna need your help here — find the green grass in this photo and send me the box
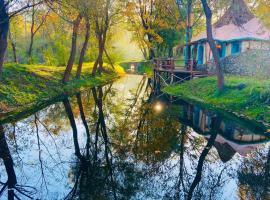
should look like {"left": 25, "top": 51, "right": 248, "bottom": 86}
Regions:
{"left": 164, "top": 76, "right": 270, "bottom": 126}
{"left": 0, "top": 63, "right": 123, "bottom": 121}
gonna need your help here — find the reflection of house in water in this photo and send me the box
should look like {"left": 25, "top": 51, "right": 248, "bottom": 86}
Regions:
{"left": 180, "top": 104, "right": 269, "bottom": 162}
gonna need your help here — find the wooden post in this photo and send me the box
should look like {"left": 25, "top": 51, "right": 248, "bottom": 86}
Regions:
{"left": 185, "top": 0, "right": 193, "bottom": 67}
{"left": 157, "top": 71, "right": 161, "bottom": 93}
{"left": 190, "top": 60, "right": 194, "bottom": 72}
{"left": 170, "top": 72, "right": 174, "bottom": 85}
{"left": 153, "top": 69, "right": 156, "bottom": 93}
{"left": 172, "top": 58, "right": 175, "bottom": 70}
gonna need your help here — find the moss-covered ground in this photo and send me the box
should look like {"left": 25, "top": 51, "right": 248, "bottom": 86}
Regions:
{"left": 0, "top": 63, "right": 124, "bottom": 122}
{"left": 164, "top": 76, "right": 270, "bottom": 126}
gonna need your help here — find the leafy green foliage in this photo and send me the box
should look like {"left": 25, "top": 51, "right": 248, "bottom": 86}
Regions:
{"left": 136, "top": 62, "right": 153, "bottom": 76}
{"left": 156, "top": 29, "right": 184, "bottom": 57}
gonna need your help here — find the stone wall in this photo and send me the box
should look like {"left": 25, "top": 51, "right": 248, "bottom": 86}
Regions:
{"left": 207, "top": 49, "right": 270, "bottom": 78}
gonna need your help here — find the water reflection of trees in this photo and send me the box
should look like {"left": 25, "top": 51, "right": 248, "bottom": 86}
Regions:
{"left": 62, "top": 83, "right": 232, "bottom": 199}
{"left": 0, "top": 125, "right": 36, "bottom": 199}
{"left": 63, "top": 86, "right": 148, "bottom": 200}
{"left": 1, "top": 76, "right": 270, "bottom": 199}
{"left": 114, "top": 89, "right": 229, "bottom": 199}
{"left": 238, "top": 146, "right": 270, "bottom": 200}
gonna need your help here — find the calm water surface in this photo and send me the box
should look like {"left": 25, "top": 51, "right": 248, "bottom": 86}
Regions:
{"left": 0, "top": 75, "right": 269, "bottom": 200}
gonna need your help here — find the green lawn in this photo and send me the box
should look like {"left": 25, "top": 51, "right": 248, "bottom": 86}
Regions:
{"left": 164, "top": 76, "right": 270, "bottom": 126}
{"left": 0, "top": 63, "right": 123, "bottom": 121}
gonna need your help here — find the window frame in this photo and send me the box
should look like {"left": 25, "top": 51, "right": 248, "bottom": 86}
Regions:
{"left": 231, "top": 41, "right": 242, "bottom": 55}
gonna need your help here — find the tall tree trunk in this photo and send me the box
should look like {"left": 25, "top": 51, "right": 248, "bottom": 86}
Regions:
{"left": 92, "top": 34, "right": 105, "bottom": 76}
{"left": 92, "top": 38, "right": 102, "bottom": 76}
{"left": 28, "top": 5, "right": 35, "bottom": 64}
{"left": 98, "top": 45, "right": 104, "bottom": 73}
{"left": 28, "top": 5, "right": 49, "bottom": 64}
{"left": 92, "top": 54, "right": 101, "bottom": 76}
{"left": 185, "top": 0, "right": 192, "bottom": 66}
{"left": 92, "top": 0, "right": 110, "bottom": 76}
{"left": 8, "top": 31, "right": 17, "bottom": 63}
{"left": 63, "top": 15, "right": 82, "bottom": 83}
{"left": 201, "top": 0, "right": 224, "bottom": 91}
{"left": 76, "top": 19, "right": 90, "bottom": 79}
{"left": 0, "top": 0, "right": 9, "bottom": 77}
{"left": 147, "top": 34, "right": 155, "bottom": 60}
{"left": 28, "top": 35, "right": 34, "bottom": 64}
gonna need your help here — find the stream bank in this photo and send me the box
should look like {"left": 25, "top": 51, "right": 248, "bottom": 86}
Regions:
{"left": 0, "top": 63, "right": 123, "bottom": 123}
{"left": 164, "top": 76, "right": 270, "bottom": 128}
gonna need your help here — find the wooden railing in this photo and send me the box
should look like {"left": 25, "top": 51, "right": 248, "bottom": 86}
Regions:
{"left": 153, "top": 58, "right": 200, "bottom": 72}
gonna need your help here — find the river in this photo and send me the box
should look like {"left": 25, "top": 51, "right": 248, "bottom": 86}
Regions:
{"left": 0, "top": 74, "right": 269, "bottom": 200}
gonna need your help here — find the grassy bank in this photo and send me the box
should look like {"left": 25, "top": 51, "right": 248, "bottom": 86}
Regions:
{"left": 164, "top": 76, "right": 270, "bottom": 126}
{"left": 0, "top": 63, "right": 124, "bottom": 121}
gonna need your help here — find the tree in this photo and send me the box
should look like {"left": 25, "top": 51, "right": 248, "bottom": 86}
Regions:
{"left": 177, "top": 0, "right": 193, "bottom": 66}
{"left": 28, "top": 1, "right": 50, "bottom": 64}
{"left": 76, "top": 17, "right": 90, "bottom": 79}
{"left": 136, "top": 0, "right": 157, "bottom": 59}
{"left": 123, "top": 0, "right": 180, "bottom": 59}
{"left": 62, "top": 14, "right": 82, "bottom": 83}
{"left": 201, "top": 0, "right": 224, "bottom": 91}
{"left": 0, "top": 0, "right": 9, "bottom": 76}
{"left": 156, "top": 29, "right": 183, "bottom": 57}
{"left": 0, "top": 0, "right": 43, "bottom": 77}
{"left": 186, "top": 0, "right": 192, "bottom": 66}
{"left": 57, "top": 0, "right": 93, "bottom": 82}
{"left": 8, "top": 31, "right": 17, "bottom": 63}
{"left": 91, "top": 0, "right": 115, "bottom": 76}
{"left": 249, "top": 0, "right": 270, "bottom": 28}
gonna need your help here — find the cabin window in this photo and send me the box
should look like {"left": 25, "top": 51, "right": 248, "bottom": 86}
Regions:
{"left": 231, "top": 41, "right": 241, "bottom": 55}
{"left": 218, "top": 43, "right": 226, "bottom": 58}
{"left": 197, "top": 45, "right": 204, "bottom": 65}
{"left": 184, "top": 46, "right": 187, "bottom": 61}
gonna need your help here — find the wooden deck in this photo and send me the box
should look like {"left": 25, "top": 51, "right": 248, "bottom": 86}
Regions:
{"left": 152, "top": 58, "right": 208, "bottom": 94}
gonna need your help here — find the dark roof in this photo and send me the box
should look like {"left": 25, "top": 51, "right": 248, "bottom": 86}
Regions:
{"left": 191, "top": 0, "right": 270, "bottom": 42}
{"left": 214, "top": 0, "right": 254, "bottom": 28}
